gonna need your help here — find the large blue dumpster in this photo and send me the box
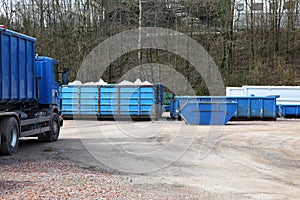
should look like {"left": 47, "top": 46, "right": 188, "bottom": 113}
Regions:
{"left": 226, "top": 96, "right": 278, "bottom": 120}
{"left": 278, "top": 104, "right": 300, "bottom": 118}
{"left": 171, "top": 96, "right": 278, "bottom": 120}
{"left": 61, "top": 84, "right": 163, "bottom": 119}
{"left": 0, "top": 27, "right": 36, "bottom": 104}
{"left": 178, "top": 102, "right": 237, "bottom": 125}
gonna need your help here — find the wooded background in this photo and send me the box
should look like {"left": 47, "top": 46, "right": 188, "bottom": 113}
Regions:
{"left": 1, "top": 0, "right": 299, "bottom": 94}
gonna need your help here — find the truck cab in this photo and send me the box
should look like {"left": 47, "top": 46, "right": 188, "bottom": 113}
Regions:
{"left": 35, "top": 56, "right": 61, "bottom": 108}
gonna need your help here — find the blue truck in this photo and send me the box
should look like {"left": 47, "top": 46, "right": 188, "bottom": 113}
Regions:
{"left": 0, "top": 27, "right": 67, "bottom": 155}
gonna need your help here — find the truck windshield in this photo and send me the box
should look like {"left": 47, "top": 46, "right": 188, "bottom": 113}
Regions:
{"left": 54, "top": 64, "right": 59, "bottom": 83}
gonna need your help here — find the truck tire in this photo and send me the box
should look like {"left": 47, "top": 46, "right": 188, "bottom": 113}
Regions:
{"left": 0, "top": 117, "right": 19, "bottom": 155}
{"left": 38, "top": 113, "right": 60, "bottom": 142}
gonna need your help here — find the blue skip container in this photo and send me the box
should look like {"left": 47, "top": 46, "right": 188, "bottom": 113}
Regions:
{"left": 171, "top": 96, "right": 278, "bottom": 120}
{"left": 178, "top": 102, "right": 237, "bottom": 125}
{"left": 61, "top": 84, "right": 163, "bottom": 119}
{"left": 278, "top": 104, "right": 300, "bottom": 118}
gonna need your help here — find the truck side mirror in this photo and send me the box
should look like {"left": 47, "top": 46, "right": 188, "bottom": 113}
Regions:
{"left": 62, "top": 67, "right": 69, "bottom": 85}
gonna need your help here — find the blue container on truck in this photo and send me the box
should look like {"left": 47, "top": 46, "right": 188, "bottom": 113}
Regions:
{"left": 0, "top": 28, "right": 36, "bottom": 104}
{"left": 178, "top": 102, "right": 237, "bottom": 125}
{"left": 171, "top": 96, "right": 278, "bottom": 120}
{"left": 61, "top": 84, "right": 163, "bottom": 119}
{"left": 0, "top": 27, "right": 66, "bottom": 155}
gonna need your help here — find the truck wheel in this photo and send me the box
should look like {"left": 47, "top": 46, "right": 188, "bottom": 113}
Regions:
{"left": 38, "top": 114, "right": 60, "bottom": 142}
{"left": 0, "top": 117, "right": 19, "bottom": 155}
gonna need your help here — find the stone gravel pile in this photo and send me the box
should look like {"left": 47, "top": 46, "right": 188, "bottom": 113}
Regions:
{"left": 0, "top": 161, "right": 142, "bottom": 199}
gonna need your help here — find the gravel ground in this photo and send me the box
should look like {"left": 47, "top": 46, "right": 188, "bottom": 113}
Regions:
{"left": 0, "top": 161, "right": 200, "bottom": 199}
{"left": 0, "top": 161, "right": 141, "bottom": 199}
{"left": 1, "top": 119, "right": 300, "bottom": 199}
